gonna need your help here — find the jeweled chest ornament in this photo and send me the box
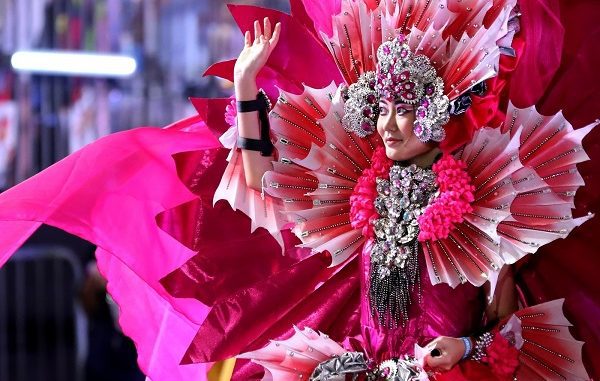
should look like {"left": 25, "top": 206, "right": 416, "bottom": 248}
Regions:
{"left": 369, "top": 163, "right": 438, "bottom": 327}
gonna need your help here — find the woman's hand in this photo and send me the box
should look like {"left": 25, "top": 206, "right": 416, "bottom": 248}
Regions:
{"left": 233, "top": 17, "right": 281, "bottom": 191}
{"left": 234, "top": 17, "right": 281, "bottom": 87}
{"left": 423, "top": 336, "right": 468, "bottom": 373}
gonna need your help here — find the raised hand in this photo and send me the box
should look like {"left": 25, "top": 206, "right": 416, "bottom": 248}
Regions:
{"left": 234, "top": 17, "right": 281, "bottom": 84}
{"left": 233, "top": 18, "right": 281, "bottom": 191}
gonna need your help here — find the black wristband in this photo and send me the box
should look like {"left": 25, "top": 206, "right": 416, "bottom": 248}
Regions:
{"left": 236, "top": 90, "right": 274, "bottom": 156}
{"left": 237, "top": 137, "right": 273, "bottom": 156}
{"left": 236, "top": 89, "right": 271, "bottom": 113}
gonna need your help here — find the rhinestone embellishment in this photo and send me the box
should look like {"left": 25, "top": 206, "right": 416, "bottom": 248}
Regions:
{"left": 369, "top": 163, "right": 438, "bottom": 326}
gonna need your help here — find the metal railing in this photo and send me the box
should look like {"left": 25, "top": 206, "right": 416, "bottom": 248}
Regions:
{"left": 0, "top": 245, "right": 86, "bottom": 381}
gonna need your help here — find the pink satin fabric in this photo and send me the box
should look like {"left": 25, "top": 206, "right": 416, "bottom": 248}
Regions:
{"left": 0, "top": 119, "right": 222, "bottom": 380}
{"left": 514, "top": 1, "right": 600, "bottom": 378}
{"left": 291, "top": 0, "right": 342, "bottom": 38}
{"left": 509, "top": 0, "right": 563, "bottom": 108}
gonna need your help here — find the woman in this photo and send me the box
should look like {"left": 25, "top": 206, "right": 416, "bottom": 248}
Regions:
{"left": 217, "top": 5, "right": 591, "bottom": 379}
{"left": 0, "top": 1, "right": 598, "bottom": 380}
{"left": 232, "top": 17, "right": 512, "bottom": 374}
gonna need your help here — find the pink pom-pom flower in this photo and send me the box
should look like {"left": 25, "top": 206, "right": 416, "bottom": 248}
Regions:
{"left": 418, "top": 155, "right": 474, "bottom": 241}
{"left": 485, "top": 332, "right": 520, "bottom": 380}
{"left": 225, "top": 96, "right": 237, "bottom": 128}
{"left": 350, "top": 147, "right": 393, "bottom": 238}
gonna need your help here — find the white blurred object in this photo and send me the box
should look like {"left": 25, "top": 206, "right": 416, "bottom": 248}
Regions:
{"left": 11, "top": 50, "right": 137, "bottom": 78}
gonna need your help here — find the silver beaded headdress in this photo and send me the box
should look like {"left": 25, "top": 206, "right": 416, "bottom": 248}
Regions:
{"left": 342, "top": 35, "right": 450, "bottom": 143}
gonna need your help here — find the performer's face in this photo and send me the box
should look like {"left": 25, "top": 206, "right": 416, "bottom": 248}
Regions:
{"left": 377, "top": 98, "right": 433, "bottom": 161}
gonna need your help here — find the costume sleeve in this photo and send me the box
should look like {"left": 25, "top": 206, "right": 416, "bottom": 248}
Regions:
{"left": 450, "top": 299, "right": 590, "bottom": 381}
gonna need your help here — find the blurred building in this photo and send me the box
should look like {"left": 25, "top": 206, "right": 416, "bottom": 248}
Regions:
{"left": 0, "top": 0, "right": 289, "bottom": 187}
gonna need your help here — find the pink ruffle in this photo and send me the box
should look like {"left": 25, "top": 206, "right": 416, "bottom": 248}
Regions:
{"left": 349, "top": 147, "right": 392, "bottom": 238}
{"left": 224, "top": 97, "right": 237, "bottom": 128}
{"left": 418, "top": 156, "right": 474, "bottom": 241}
{"left": 484, "top": 332, "right": 520, "bottom": 381}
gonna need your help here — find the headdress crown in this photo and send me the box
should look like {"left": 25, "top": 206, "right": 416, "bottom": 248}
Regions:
{"left": 343, "top": 35, "right": 449, "bottom": 142}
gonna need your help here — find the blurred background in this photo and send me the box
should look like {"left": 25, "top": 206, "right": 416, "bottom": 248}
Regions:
{"left": 0, "top": 1, "right": 288, "bottom": 380}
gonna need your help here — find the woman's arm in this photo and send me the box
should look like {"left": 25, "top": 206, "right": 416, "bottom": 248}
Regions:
{"left": 234, "top": 18, "right": 281, "bottom": 191}
{"left": 424, "top": 266, "right": 518, "bottom": 372}
{"left": 484, "top": 265, "right": 518, "bottom": 322}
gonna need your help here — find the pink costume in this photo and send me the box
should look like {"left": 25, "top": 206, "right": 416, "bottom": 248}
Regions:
{"left": 1, "top": 1, "right": 600, "bottom": 380}
{"left": 357, "top": 241, "right": 484, "bottom": 363}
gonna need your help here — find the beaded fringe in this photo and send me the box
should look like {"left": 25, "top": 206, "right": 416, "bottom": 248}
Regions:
{"left": 369, "top": 240, "right": 420, "bottom": 328}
